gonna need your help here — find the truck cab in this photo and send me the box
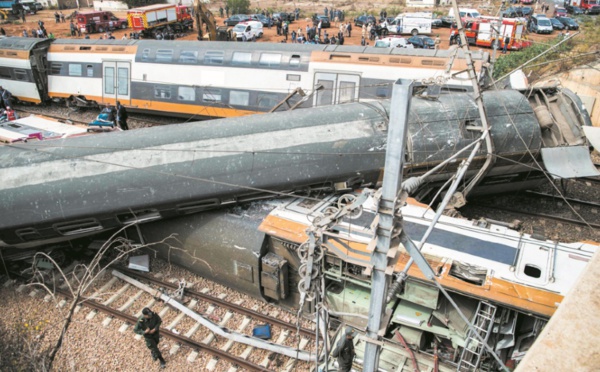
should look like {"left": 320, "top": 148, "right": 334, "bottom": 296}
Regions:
{"left": 77, "top": 11, "right": 128, "bottom": 34}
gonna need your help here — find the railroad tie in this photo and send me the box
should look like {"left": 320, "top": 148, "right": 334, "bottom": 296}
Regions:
{"left": 283, "top": 338, "right": 310, "bottom": 372}
{"left": 166, "top": 299, "right": 198, "bottom": 331}
{"left": 202, "top": 299, "right": 244, "bottom": 369}
{"left": 227, "top": 305, "right": 261, "bottom": 372}
{"left": 103, "top": 289, "right": 144, "bottom": 327}
{"left": 260, "top": 329, "right": 289, "bottom": 367}
{"left": 86, "top": 283, "right": 130, "bottom": 320}
{"left": 172, "top": 289, "right": 217, "bottom": 356}
{"left": 76, "top": 276, "right": 118, "bottom": 314}
{"left": 120, "top": 298, "right": 156, "bottom": 333}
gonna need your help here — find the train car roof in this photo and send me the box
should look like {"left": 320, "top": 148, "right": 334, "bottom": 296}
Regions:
{"left": 49, "top": 39, "right": 489, "bottom": 60}
{"left": 0, "top": 37, "right": 52, "bottom": 51}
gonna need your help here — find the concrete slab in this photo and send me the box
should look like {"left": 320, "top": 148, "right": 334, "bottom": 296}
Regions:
{"left": 516, "top": 249, "right": 600, "bottom": 371}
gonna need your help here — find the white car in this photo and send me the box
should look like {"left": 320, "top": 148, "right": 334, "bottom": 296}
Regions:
{"left": 374, "top": 37, "right": 414, "bottom": 48}
{"left": 232, "top": 21, "right": 263, "bottom": 41}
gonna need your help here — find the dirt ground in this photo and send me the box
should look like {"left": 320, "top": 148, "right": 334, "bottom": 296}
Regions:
{"left": 0, "top": 3, "right": 562, "bottom": 52}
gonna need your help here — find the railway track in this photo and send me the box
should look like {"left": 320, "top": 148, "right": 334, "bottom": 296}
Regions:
{"left": 469, "top": 189, "right": 600, "bottom": 229}
{"left": 5, "top": 266, "right": 318, "bottom": 371}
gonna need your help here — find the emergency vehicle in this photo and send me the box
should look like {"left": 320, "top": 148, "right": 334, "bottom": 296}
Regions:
{"left": 458, "top": 17, "right": 532, "bottom": 51}
{"left": 127, "top": 4, "right": 194, "bottom": 38}
{"left": 76, "top": 11, "right": 128, "bottom": 34}
{"left": 564, "top": 0, "right": 600, "bottom": 14}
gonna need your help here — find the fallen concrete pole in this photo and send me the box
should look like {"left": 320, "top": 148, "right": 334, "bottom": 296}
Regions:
{"left": 112, "top": 270, "right": 316, "bottom": 362}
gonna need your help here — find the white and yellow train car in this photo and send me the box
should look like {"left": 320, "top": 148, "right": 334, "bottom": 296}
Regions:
{"left": 0, "top": 38, "right": 52, "bottom": 104}
{"left": 45, "top": 39, "right": 489, "bottom": 118}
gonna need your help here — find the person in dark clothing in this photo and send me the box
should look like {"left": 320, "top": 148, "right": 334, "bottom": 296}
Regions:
{"left": 117, "top": 101, "right": 129, "bottom": 130}
{"left": 134, "top": 308, "right": 166, "bottom": 368}
{"left": 332, "top": 326, "right": 356, "bottom": 372}
{"left": 503, "top": 35, "right": 510, "bottom": 53}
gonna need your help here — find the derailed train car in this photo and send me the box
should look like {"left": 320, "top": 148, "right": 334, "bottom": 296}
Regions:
{"left": 0, "top": 88, "right": 593, "bottom": 250}
{"left": 0, "top": 37, "right": 488, "bottom": 118}
{"left": 137, "top": 190, "right": 598, "bottom": 370}
{"left": 0, "top": 38, "right": 52, "bottom": 104}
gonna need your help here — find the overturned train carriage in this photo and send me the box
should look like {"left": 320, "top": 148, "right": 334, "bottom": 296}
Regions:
{"left": 137, "top": 191, "right": 598, "bottom": 370}
{"left": 0, "top": 88, "right": 593, "bottom": 249}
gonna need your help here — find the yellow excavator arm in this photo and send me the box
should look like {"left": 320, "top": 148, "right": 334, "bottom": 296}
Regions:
{"left": 193, "top": 0, "right": 219, "bottom": 40}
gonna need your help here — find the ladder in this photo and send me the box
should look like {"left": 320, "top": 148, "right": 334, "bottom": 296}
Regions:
{"left": 457, "top": 302, "right": 497, "bottom": 372}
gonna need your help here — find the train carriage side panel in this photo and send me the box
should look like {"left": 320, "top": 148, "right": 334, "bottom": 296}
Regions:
{"left": 47, "top": 40, "right": 138, "bottom": 107}
{"left": 0, "top": 38, "right": 53, "bottom": 104}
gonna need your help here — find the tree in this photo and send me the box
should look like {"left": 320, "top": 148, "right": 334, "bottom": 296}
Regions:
{"left": 226, "top": 0, "right": 250, "bottom": 15}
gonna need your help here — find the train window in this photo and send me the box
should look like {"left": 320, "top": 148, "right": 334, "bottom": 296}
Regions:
{"left": 117, "top": 68, "right": 128, "bottom": 95}
{"left": 156, "top": 49, "right": 173, "bottom": 63}
{"left": 86, "top": 65, "right": 93, "bottom": 77}
{"left": 79, "top": 46, "right": 91, "bottom": 50}
{"left": 230, "top": 90, "right": 249, "bottom": 106}
{"left": 524, "top": 264, "right": 542, "bottom": 279}
{"left": 204, "top": 51, "right": 224, "bottom": 65}
{"left": 338, "top": 81, "right": 356, "bottom": 103}
{"left": 179, "top": 50, "right": 198, "bottom": 64}
{"left": 154, "top": 87, "right": 171, "bottom": 99}
{"left": 286, "top": 74, "right": 301, "bottom": 82}
{"left": 0, "top": 67, "right": 11, "bottom": 79}
{"left": 259, "top": 53, "right": 281, "bottom": 67}
{"left": 257, "top": 94, "right": 278, "bottom": 108}
{"left": 202, "top": 89, "right": 222, "bottom": 102}
{"left": 141, "top": 48, "right": 150, "bottom": 61}
{"left": 68, "top": 64, "right": 82, "bottom": 77}
{"left": 14, "top": 69, "right": 27, "bottom": 81}
{"left": 232, "top": 52, "right": 252, "bottom": 66}
{"left": 178, "top": 86, "right": 195, "bottom": 101}
{"left": 50, "top": 63, "right": 62, "bottom": 75}
{"left": 289, "top": 55, "right": 301, "bottom": 67}
{"left": 104, "top": 67, "right": 115, "bottom": 94}
{"left": 316, "top": 80, "right": 334, "bottom": 106}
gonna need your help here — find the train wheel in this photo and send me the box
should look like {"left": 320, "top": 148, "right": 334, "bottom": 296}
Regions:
{"left": 98, "top": 26, "right": 105, "bottom": 33}
{"left": 120, "top": 23, "right": 127, "bottom": 29}
{"left": 411, "top": 29, "right": 418, "bottom": 36}
{"left": 66, "top": 99, "right": 80, "bottom": 112}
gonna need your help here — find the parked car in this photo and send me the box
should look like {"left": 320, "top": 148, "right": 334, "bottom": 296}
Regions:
{"left": 312, "top": 15, "right": 331, "bottom": 28}
{"left": 232, "top": 21, "right": 263, "bottom": 40}
{"left": 565, "top": 5, "right": 584, "bottom": 15}
{"left": 529, "top": 14, "right": 553, "bottom": 34}
{"left": 556, "top": 16, "right": 579, "bottom": 30}
{"left": 554, "top": 7, "right": 568, "bottom": 17}
{"left": 250, "top": 14, "right": 272, "bottom": 27}
{"left": 431, "top": 18, "right": 442, "bottom": 28}
{"left": 354, "top": 15, "right": 377, "bottom": 27}
{"left": 550, "top": 17, "right": 565, "bottom": 30}
{"left": 407, "top": 35, "right": 435, "bottom": 49}
{"left": 224, "top": 14, "right": 250, "bottom": 26}
{"left": 521, "top": 0, "right": 534, "bottom": 4}
{"left": 440, "top": 16, "right": 455, "bottom": 27}
{"left": 272, "top": 12, "right": 293, "bottom": 24}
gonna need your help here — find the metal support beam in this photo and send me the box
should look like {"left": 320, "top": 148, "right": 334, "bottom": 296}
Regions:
{"left": 362, "top": 79, "right": 414, "bottom": 372}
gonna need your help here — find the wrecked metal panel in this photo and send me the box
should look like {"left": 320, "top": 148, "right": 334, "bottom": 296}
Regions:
{"left": 398, "top": 279, "right": 439, "bottom": 310}
{"left": 139, "top": 204, "right": 271, "bottom": 299}
{"left": 583, "top": 126, "right": 600, "bottom": 150}
{"left": 128, "top": 255, "right": 149, "bottom": 272}
{"left": 541, "top": 146, "right": 600, "bottom": 179}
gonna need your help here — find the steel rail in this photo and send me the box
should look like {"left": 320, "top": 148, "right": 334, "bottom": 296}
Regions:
{"left": 118, "top": 267, "right": 316, "bottom": 339}
{"left": 469, "top": 202, "right": 600, "bottom": 229}
{"left": 49, "top": 286, "right": 272, "bottom": 372}
{"left": 523, "top": 190, "right": 600, "bottom": 209}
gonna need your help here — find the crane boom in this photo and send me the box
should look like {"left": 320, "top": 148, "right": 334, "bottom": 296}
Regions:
{"left": 193, "top": 0, "right": 221, "bottom": 40}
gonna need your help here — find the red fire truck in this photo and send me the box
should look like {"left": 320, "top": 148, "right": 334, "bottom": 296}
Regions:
{"left": 76, "top": 11, "right": 128, "bottom": 34}
{"left": 127, "top": 4, "right": 194, "bottom": 38}
{"left": 565, "top": 0, "right": 600, "bottom": 14}
{"left": 458, "top": 17, "right": 532, "bottom": 51}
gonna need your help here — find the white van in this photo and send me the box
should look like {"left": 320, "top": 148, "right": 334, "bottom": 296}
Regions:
{"left": 232, "top": 21, "right": 263, "bottom": 41}
{"left": 448, "top": 8, "right": 481, "bottom": 19}
{"left": 375, "top": 37, "right": 414, "bottom": 48}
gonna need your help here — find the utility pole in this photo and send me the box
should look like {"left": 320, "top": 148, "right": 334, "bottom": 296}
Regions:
{"left": 362, "top": 79, "right": 414, "bottom": 372}
{"left": 490, "top": 0, "right": 506, "bottom": 76}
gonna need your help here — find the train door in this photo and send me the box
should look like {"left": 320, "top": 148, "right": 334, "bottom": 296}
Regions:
{"left": 102, "top": 61, "right": 131, "bottom": 106}
{"left": 313, "top": 72, "right": 360, "bottom": 107}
